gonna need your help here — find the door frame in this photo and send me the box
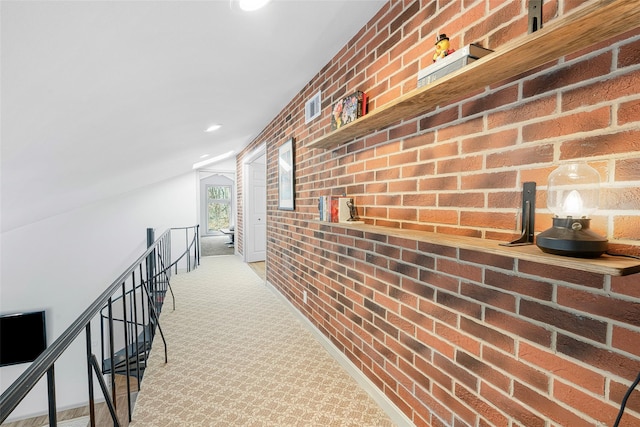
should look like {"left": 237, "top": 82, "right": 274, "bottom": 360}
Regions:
{"left": 242, "top": 143, "right": 266, "bottom": 263}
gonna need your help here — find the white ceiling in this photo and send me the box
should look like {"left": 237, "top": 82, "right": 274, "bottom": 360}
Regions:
{"left": 1, "top": 0, "right": 386, "bottom": 232}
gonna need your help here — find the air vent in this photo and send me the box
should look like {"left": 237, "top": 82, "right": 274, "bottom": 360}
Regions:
{"left": 305, "top": 90, "right": 322, "bottom": 124}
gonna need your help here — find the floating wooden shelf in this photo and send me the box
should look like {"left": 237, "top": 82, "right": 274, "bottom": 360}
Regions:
{"left": 313, "top": 221, "right": 640, "bottom": 276}
{"left": 308, "top": 0, "right": 640, "bottom": 151}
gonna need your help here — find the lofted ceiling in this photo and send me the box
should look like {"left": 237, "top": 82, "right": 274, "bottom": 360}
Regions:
{"left": 0, "top": 0, "right": 386, "bottom": 232}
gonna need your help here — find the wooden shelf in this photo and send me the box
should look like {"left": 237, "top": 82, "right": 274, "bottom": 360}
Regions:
{"left": 313, "top": 221, "right": 640, "bottom": 276}
{"left": 308, "top": 0, "right": 640, "bottom": 151}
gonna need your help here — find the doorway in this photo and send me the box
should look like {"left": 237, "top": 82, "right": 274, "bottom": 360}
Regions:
{"left": 243, "top": 144, "right": 266, "bottom": 263}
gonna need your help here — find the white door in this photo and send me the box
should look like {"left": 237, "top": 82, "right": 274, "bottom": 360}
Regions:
{"left": 246, "top": 156, "right": 266, "bottom": 262}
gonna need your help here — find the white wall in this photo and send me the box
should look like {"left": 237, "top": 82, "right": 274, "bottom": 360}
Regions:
{"left": 0, "top": 171, "right": 198, "bottom": 421}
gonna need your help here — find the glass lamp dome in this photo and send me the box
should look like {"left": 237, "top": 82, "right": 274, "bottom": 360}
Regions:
{"left": 546, "top": 162, "right": 600, "bottom": 218}
{"left": 536, "top": 162, "right": 608, "bottom": 258}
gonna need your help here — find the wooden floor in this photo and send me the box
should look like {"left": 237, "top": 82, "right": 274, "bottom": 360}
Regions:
{"left": 248, "top": 261, "right": 265, "bottom": 280}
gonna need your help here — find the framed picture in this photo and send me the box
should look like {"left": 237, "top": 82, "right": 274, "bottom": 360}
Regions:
{"left": 278, "top": 137, "right": 295, "bottom": 210}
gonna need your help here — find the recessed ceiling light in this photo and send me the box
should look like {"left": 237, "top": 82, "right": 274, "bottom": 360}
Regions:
{"left": 200, "top": 154, "right": 210, "bottom": 159}
{"left": 205, "top": 124, "right": 222, "bottom": 132}
{"left": 239, "top": 0, "right": 270, "bottom": 12}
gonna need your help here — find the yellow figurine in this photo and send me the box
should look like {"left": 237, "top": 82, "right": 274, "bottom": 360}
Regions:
{"left": 433, "top": 33, "right": 455, "bottom": 62}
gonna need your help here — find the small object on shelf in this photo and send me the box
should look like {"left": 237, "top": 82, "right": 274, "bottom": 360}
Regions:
{"left": 433, "top": 33, "right": 455, "bottom": 62}
{"left": 418, "top": 43, "right": 493, "bottom": 88}
{"left": 536, "top": 162, "right": 608, "bottom": 258}
{"left": 331, "top": 91, "right": 368, "bottom": 130}
{"left": 346, "top": 200, "right": 364, "bottom": 223}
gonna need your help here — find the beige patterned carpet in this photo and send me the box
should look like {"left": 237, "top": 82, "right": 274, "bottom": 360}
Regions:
{"left": 129, "top": 255, "right": 395, "bottom": 426}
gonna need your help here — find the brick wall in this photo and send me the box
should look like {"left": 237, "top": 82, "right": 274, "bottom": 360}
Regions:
{"left": 238, "top": 1, "right": 640, "bottom": 425}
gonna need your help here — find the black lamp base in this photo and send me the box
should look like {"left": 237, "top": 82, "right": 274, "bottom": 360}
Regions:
{"left": 536, "top": 217, "right": 608, "bottom": 258}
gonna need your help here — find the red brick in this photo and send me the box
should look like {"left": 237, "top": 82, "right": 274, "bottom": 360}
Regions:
{"left": 401, "top": 162, "right": 435, "bottom": 179}
{"left": 403, "top": 193, "right": 436, "bottom": 207}
{"left": 488, "top": 94, "right": 557, "bottom": 130}
{"left": 432, "top": 383, "right": 477, "bottom": 425}
{"left": 419, "top": 141, "right": 458, "bottom": 160}
{"left": 439, "top": 192, "right": 484, "bottom": 208}
{"left": 460, "top": 211, "right": 515, "bottom": 230}
{"left": 403, "top": 131, "right": 435, "bottom": 149}
{"left": 562, "top": 68, "right": 640, "bottom": 111}
{"left": 523, "top": 107, "right": 611, "bottom": 142}
{"left": 602, "top": 186, "right": 640, "bottom": 211}
{"left": 615, "top": 158, "right": 640, "bottom": 181}
{"left": 438, "top": 155, "right": 483, "bottom": 174}
{"left": 618, "top": 98, "right": 640, "bottom": 125}
{"left": 518, "top": 342, "right": 605, "bottom": 395}
{"left": 437, "top": 117, "right": 484, "bottom": 142}
{"left": 419, "top": 107, "right": 459, "bottom": 131}
{"left": 611, "top": 378, "right": 640, "bottom": 415}
{"left": 419, "top": 209, "right": 457, "bottom": 225}
{"left": 479, "top": 382, "right": 546, "bottom": 427}
{"left": 389, "top": 179, "right": 418, "bottom": 193}
{"left": 461, "top": 128, "right": 518, "bottom": 154}
{"left": 462, "top": 85, "right": 519, "bottom": 118}
{"left": 520, "top": 298, "right": 608, "bottom": 343}
{"left": 513, "top": 382, "right": 594, "bottom": 427}
{"left": 376, "top": 166, "right": 401, "bottom": 181}
{"left": 435, "top": 321, "right": 481, "bottom": 356}
{"left": 557, "top": 334, "right": 640, "bottom": 380}
{"left": 485, "top": 309, "right": 552, "bottom": 348}
{"left": 612, "top": 273, "right": 640, "bottom": 298}
{"left": 389, "top": 150, "right": 417, "bottom": 166}
{"left": 612, "top": 326, "right": 640, "bottom": 358}
{"left": 487, "top": 190, "right": 522, "bottom": 209}
{"left": 460, "top": 171, "right": 517, "bottom": 190}
{"left": 418, "top": 176, "right": 458, "bottom": 191}
{"left": 523, "top": 51, "right": 612, "bottom": 98}
{"left": 434, "top": 352, "right": 478, "bottom": 390}
{"left": 460, "top": 318, "right": 515, "bottom": 355}
{"left": 618, "top": 37, "right": 640, "bottom": 68}
{"left": 518, "top": 260, "right": 605, "bottom": 288}
{"left": 557, "top": 286, "right": 640, "bottom": 328}
{"left": 487, "top": 143, "right": 555, "bottom": 168}
{"left": 455, "top": 384, "right": 509, "bottom": 427}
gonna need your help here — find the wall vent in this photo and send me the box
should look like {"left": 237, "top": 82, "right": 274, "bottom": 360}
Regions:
{"left": 305, "top": 90, "right": 322, "bottom": 124}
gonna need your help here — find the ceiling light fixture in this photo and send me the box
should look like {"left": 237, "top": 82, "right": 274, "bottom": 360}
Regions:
{"left": 205, "top": 124, "right": 222, "bottom": 133}
{"left": 192, "top": 150, "right": 235, "bottom": 170}
{"left": 238, "top": 0, "right": 271, "bottom": 12}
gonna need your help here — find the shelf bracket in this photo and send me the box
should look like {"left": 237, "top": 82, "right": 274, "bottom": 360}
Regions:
{"left": 528, "top": 0, "right": 543, "bottom": 33}
{"left": 501, "top": 182, "right": 536, "bottom": 247}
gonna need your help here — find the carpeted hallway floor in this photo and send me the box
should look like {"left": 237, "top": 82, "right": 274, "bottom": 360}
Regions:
{"left": 200, "top": 234, "right": 234, "bottom": 257}
{"left": 129, "top": 256, "right": 397, "bottom": 426}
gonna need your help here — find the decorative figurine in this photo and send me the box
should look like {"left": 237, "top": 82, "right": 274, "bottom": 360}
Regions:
{"left": 346, "top": 198, "right": 359, "bottom": 221}
{"left": 433, "top": 33, "right": 455, "bottom": 62}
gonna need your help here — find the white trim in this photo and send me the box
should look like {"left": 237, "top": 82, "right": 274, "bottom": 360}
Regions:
{"left": 265, "top": 280, "right": 415, "bottom": 427}
{"left": 242, "top": 143, "right": 267, "bottom": 262}
{"left": 243, "top": 142, "right": 266, "bottom": 164}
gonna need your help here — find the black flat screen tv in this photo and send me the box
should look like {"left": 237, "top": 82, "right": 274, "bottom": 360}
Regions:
{"left": 0, "top": 310, "right": 47, "bottom": 367}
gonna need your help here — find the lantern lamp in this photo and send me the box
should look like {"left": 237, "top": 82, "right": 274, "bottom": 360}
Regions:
{"left": 536, "top": 162, "right": 608, "bottom": 258}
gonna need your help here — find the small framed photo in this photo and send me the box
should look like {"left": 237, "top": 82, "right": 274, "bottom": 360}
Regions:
{"left": 278, "top": 137, "right": 295, "bottom": 210}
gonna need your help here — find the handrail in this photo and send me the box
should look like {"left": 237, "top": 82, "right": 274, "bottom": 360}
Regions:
{"left": 170, "top": 225, "right": 200, "bottom": 274}
{"left": 0, "top": 225, "right": 200, "bottom": 426}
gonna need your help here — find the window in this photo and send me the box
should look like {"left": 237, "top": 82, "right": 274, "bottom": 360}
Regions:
{"left": 207, "top": 185, "right": 231, "bottom": 233}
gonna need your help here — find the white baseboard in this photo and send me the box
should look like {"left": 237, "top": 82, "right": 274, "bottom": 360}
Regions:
{"left": 265, "top": 280, "right": 415, "bottom": 427}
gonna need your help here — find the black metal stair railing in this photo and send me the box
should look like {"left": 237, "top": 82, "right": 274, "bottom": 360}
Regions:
{"left": 0, "top": 225, "right": 200, "bottom": 427}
